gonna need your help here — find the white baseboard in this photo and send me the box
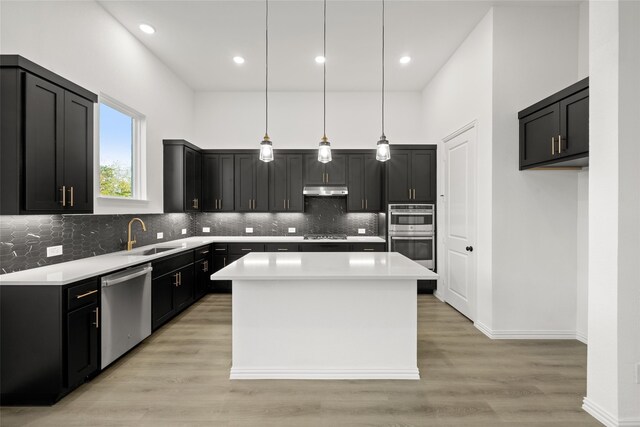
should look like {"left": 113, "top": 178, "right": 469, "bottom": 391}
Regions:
{"left": 474, "top": 322, "right": 583, "bottom": 340}
{"left": 583, "top": 397, "right": 640, "bottom": 427}
{"left": 433, "top": 289, "right": 445, "bottom": 302}
{"left": 576, "top": 330, "right": 588, "bottom": 344}
{"left": 230, "top": 368, "right": 420, "bottom": 380}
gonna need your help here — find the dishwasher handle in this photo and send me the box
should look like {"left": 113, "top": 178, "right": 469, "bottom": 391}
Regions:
{"left": 102, "top": 265, "right": 153, "bottom": 287}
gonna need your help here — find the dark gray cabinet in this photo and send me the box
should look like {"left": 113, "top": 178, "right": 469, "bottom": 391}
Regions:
{"left": 194, "top": 245, "right": 211, "bottom": 300}
{"left": 347, "top": 153, "right": 382, "bottom": 212}
{"left": 1, "top": 55, "right": 97, "bottom": 214}
{"left": 270, "top": 154, "right": 304, "bottom": 212}
{"left": 1, "top": 277, "right": 99, "bottom": 405}
{"left": 202, "top": 154, "right": 234, "bottom": 211}
{"left": 151, "top": 251, "right": 195, "bottom": 330}
{"left": 519, "top": 78, "right": 589, "bottom": 170}
{"left": 163, "top": 140, "right": 202, "bottom": 212}
{"left": 303, "top": 153, "right": 346, "bottom": 185}
{"left": 387, "top": 147, "right": 437, "bottom": 203}
{"left": 235, "top": 154, "right": 269, "bottom": 212}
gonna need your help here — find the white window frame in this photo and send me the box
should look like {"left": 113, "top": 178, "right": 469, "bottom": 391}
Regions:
{"left": 96, "top": 93, "right": 147, "bottom": 201}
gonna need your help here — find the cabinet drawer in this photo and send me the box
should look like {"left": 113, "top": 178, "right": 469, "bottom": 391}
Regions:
{"left": 212, "top": 243, "right": 228, "bottom": 254}
{"left": 152, "top": 251, "right": 195, "bottom": 278}
{"left": 299, "top": 243, "right": 349, "bottom": 252}
{"left": 350, "top": 243, "right": 385, "bottom": 252}
{"left": 265, "top": 243, "right": 299, "bottom": 252}
{"left": 195, "top": 245, "right": 211, "bottom": 261}
{"left": 228, "top": 243, "right": 265, "bottom": 254}
{"left": 67, "top": 279, "right": 99, "bottom": 312}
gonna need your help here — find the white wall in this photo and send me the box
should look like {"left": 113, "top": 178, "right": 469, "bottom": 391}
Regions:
{"left": 0, "top": 0, "right": 195, "bottom": 214}
{"left": 490, "top": 5, "right": 581, "bottom": 335}
{"left": 194, "top": 91, "right": 424, "bottom": 149}
{"left": 584, "top": 1, "right": 640, "bottom": 425}
{"left": 575, "top": 169, "right": 589, "bottom": 343}
{"left": 421, "top": 10, "right": 494, "bottom": 327}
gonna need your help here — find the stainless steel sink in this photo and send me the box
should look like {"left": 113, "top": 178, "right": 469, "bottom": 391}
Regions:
{"left": 126, "top": 247, "right": 179, "bottom": 256}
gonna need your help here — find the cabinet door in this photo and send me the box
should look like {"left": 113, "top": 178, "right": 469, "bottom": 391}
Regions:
{"left": 210, "top": 254, "right": 231, "bottom": 293}
{"left": 411, "top": 150, "right": 436, "bottom": 203}
{"left": 387, "top": 150, "right": 411, "bottom": 203}
{"left": 195, "top": 257, "right": 210, "bottom": 300}
{"left": 174, "top": 265, "right": 194, "bottom": 312}
{"left": 218, "top": 154, "right": 235, "bottom": 211}
{"left": 234, "top": 155, "right": 255, "bottom": 212}
{"left": 152, "top": 273, "right": 176, "bottom": 330}
{"left": 24, "top": 73, "right": 65, "bottom": 212}
{"left": 559, "top": 88, "right": 589, "bottom": 159}
{"left": 347, "top": 155, "right": 365, "bottom": 211}
{"left": 184, "top": 148, "right": 201, "bottom": 212}
{"left": 254, "top": 159, "right": 269, "bottom": 212}
{"left": 519, "top": 103, "right": 560, "bottom": 168}
{"left": 63, "top": 92, "right": 94, "bottom": 212}
{"left": 67, "top": 303, "right": 98, "bottom": 387}
{"left": 364, "top": 154, "right": 382, "bottom": 211}
{"left": 304, "top": 153, "right": 325, "bottom": 185}
{"left": 300, "top": 243, "right": 349, "bottom": 252}
{"left": 202, "top": 154, "right": 219, "bottom": 211}
{"left": 287, "top": 154, "right": 304, "bottom": 212}
{"left": 269, "top": 155, "right": 288, "bottom": 212}
{"left": 325, "top": 154, "right": 346, "bottom": 185}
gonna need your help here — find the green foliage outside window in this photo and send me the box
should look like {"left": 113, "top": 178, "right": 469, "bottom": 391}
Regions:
{"left": 100, "top": 163, "right": 132, "bottom": 197}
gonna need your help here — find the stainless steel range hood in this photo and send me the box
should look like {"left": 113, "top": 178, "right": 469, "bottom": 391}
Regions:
{"left": 303, "top": 186, "right": 348, "bottom": 196}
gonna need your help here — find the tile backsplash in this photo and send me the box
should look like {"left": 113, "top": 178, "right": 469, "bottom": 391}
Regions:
{"left": 0, "top": 198, "right": 381, "bottom": 275}
{"left": 0, "top": 214, "right": 194, "bottom": 274}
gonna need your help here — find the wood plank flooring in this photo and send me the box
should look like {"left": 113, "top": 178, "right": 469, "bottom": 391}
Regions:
{"left": 0, "top": 294, "right": 600, "bottom": 426}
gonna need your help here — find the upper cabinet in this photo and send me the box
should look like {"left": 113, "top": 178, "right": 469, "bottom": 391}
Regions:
{"left": 303, "top": 153, "right": 346, "bottom": 185}
{"left": 269, "top": 154, "right": 304, "bottom": 212}
{"left": 163, "top": 140, "right": 202, "bottom": 213}
{"left": 347, "top": 153, "right": 382, "bottom": 212}
{"left": 235, "top": 154, "right": 269, "bottom": 212}
{"left": 387, "top": 147, "right": 437, "bottom": 203}
{"left": 519, "top": 78, "right": 589, "bottom": 170}
{"left": 202, "top": 153, "right": 234, "bottom": 211}
{"left": 0, "top": 55, "right": 97, "bottom": 214}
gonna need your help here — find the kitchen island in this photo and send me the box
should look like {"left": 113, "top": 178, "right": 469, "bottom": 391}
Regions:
{"left": 211, "top": 252, "right": 438, "bottom": 380}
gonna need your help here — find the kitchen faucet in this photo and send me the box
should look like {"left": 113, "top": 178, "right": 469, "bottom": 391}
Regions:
{"left": 127, "top": 218, "right": 147, "bottom": 251}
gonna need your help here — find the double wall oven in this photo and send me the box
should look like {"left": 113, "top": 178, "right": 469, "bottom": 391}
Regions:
{"left": 388, "top": 204, "right": 435, "bottom": 270}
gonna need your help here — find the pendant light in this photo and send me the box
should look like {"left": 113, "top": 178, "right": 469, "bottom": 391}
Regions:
{"left": 317, "top": 0, "right": 332, "bottom": 163}
{"left": 259, "top": 0, "right": 274, "bottom": 162}
{"left": 376, "top": 0, "right": 391, "bottom": 162}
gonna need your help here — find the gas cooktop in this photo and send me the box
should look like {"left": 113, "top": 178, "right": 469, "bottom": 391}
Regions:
{"left": 303, "top": 234, "right": 348, "bottom": 240}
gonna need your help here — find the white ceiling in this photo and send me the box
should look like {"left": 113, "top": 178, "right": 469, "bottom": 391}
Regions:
{"left": 98, "top": 1, "right": 494, "bottom": 92}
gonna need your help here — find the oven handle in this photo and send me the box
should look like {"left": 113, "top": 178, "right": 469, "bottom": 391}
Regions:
{"left": 390, "top": 212, "right": 433, "bottom": 216}
{"left": 390, "top": 236, "right": 433, "bottom": 240}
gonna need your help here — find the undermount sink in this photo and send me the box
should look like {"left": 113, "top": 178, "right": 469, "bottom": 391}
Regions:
{"left": 126, "top": 247, "right": 179, "bottom": 256}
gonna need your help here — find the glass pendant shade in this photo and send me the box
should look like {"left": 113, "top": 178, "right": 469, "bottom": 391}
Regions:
{"left": 318, "top": 136, "right": 332, "bottom": 163}
{"left": 260, "top": 135, "right": 274, "bottom": 162}
{"left": 376, "top": 134, "right": 391, "bottom": 162}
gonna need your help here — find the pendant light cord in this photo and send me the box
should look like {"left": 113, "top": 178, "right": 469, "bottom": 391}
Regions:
{"left": 265, "top": 0, "right": 269, "bottom": 136}
{"left": 323, "top": 0, "right": 327, "bottom": 138}
{"left": 381, "top": 0, "right": 385, "bottom": 136}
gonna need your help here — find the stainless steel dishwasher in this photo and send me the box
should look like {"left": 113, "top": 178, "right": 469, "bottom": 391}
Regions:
{"left": 101, "top": 263, "right": 152, "bottom": 369}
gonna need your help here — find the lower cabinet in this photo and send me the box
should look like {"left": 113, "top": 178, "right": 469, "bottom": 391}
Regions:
{"left": 151, "top": 251, "right": 195, "bottom": 331}
{"left": 0, "top": 277, "right": 100, "bottom": 405}
{"left": 194, "top": 245, "right": 211, "bottom": 300}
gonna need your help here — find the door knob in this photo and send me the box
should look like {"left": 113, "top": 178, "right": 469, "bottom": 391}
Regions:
{"left": 465, "top": 246, "right": 473, "bottom": 252}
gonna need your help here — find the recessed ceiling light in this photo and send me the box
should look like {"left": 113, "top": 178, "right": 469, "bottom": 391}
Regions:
{"left": 139, "top": 24, "right": 155, "bottom": 34}
{"left": 399, "top": 56, "right": 412, "bottom": 64}
{"left": 233, "top": 56, "right": 245, "bottom": 64}
{"left": 315, "top": 56, "right": 326, "bottom": 64}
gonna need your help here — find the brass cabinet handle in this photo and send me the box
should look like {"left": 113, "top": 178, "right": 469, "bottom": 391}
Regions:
{"left": 364, "top": 248, "right": 375, "bottom": 251}
{"left": 68, "top": 187, "right": 74, "bottom": 207}
{"left": 60, "top": 185, "right": 66, "bottom": 206}
{"left": 76, "top": 289, "right": 97, "bottom": 299}
{"left": 284, "top": 199, "right": 286, "bottom": 209}
{"left": 241, "top": 248, "right": 252, "bottom": 251}
{"left": 365, "top": 199, "right": 368, "bottom": 210}
{"left": 551, "top": 137, "right": 555, "bottom": 155}
{"left": 223, "top": 257, "right": 226, "bottom": 267}
{"left": 277, "top": 248, "right": 288, "bottom": 251}
{"left": 413, "top": 189, "right": 416, "bottom": 200}
{"left": 361, "top": 199, "right": 364, "bottom": 209}
{"left": 215, "top": 248, "right": 226, "bottom": 251}
{"left": 287, "top": 199, "right": 290, "bottom": 209}
{"left": 203, "top": 260, "right": 209, "bottom": 272}
{"left": 174, "top": 272, "right": 180, "bottom": 287}
{"left": 93, "top": 307, "right": 99, "bottom": 329}
{"left": 558, "top": 135, "right": 562, "bottom": 153}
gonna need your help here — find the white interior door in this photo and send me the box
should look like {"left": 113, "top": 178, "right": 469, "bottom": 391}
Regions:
{"left": 443, "top": 124, "right": 477, "bottom": 320}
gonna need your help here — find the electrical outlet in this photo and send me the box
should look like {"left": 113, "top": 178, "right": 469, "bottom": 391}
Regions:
{"left": 181, "top": 228, "right": 187, "bottom": 235}
{"left": 245, "top": 227, "right": 254, "bottom": 234}
{"left": 288, "top": 227, "right": 296, "bottom": 233}
{"left": 157, "top": 232, "right": 164, "bottom": 239}
{"left": 203, "top": 227, "right": 211, "bottom": 233}
{"left": 46, "top": 245, "right": 63, "bottom": 257}
{"left": 358, "top": 229, "right": 366, "bottom": 235}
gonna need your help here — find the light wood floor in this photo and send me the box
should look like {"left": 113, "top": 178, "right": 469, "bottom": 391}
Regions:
{"left": 1, "top": 294, "right": 599, "bottom": 427}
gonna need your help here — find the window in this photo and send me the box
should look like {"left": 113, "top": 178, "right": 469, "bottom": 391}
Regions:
{"left": 98, "top": 96, "right": 145, "bottom": 199}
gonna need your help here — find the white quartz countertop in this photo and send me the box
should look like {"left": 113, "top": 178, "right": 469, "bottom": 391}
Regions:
{"left": 0, "top": 235, "right": 385, "bottom": 286}
{"left": 211, "top": 252, "right": 438, "bottom": 281}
